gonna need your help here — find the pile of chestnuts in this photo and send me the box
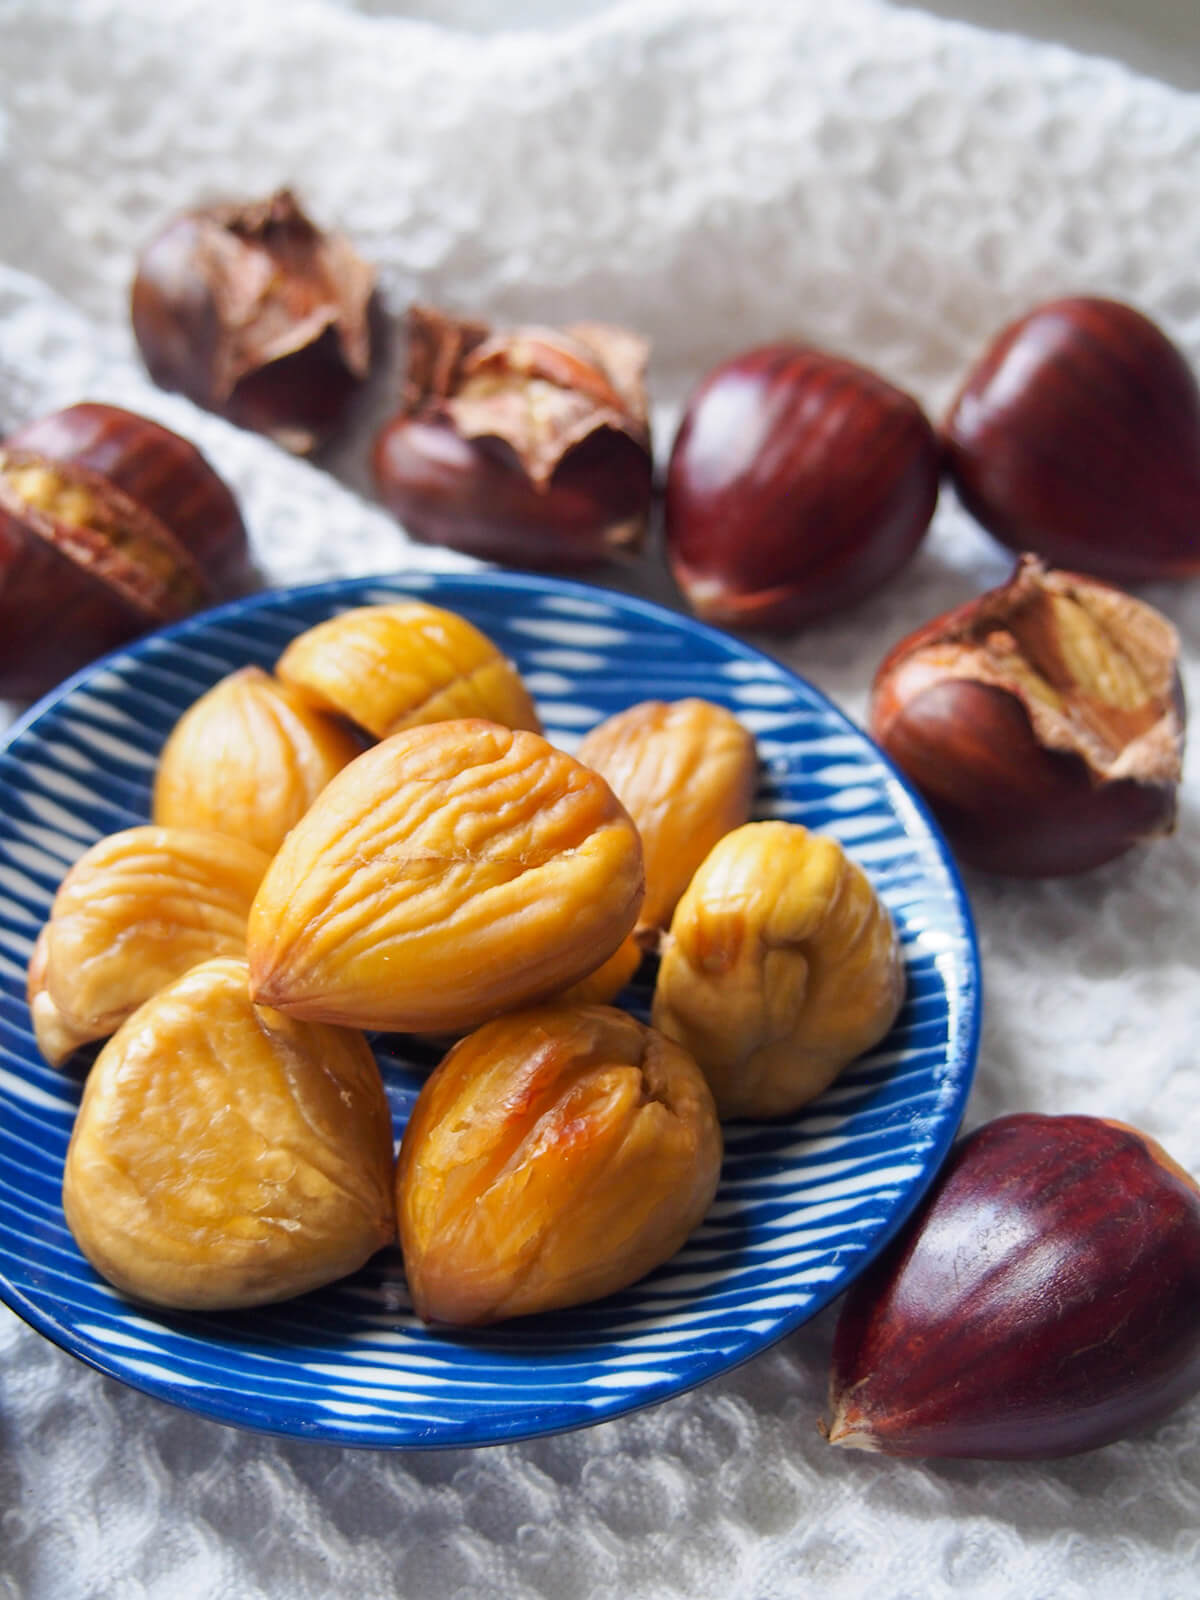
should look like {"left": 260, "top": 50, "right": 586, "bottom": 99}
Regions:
{"left": 5, "top": 184, "right": 1200, "bottom": 1463}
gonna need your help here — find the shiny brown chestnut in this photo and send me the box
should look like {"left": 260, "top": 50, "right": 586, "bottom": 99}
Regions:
{"left": 372, "top": 304, "right": 653, "bottom": 567}
{"left": 663, "top": 343, "right": 940, "bottom": 629}
{"left": 131, "top": 189, "right": 376, "bottom": 454}
{"left": 825, "top": 1114, "right": 1200, "bottom": 1459}
{"left": 6, "top": 403, "right": 253, "bottom": 594}
{"left": 869, "top": 557, "right": 1184, "bottom": 876}
{"left": 944, "top": 296, "right": 1200, "bottom": 581}
{"left": 0, "top": 450, "right": 210, "bottom": 699}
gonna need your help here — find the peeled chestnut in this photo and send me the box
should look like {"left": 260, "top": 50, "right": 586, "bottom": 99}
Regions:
{"left": 372, "top": 303, "right": 653, "bottom": 567}
{"left": 869, "top": 557, "right": 1184, "bottom": 876}
{"left": 0, "top": 449, "right": 211, "bottom": 699}
{"left": 945, "top": 296, "right": 1200, "bottom": 581}
{"left": 826, "top": 1114, "right": 1200, "bottom": 1459}
{"left": 131, "top": 189, "right": 376, "bottom": 453}
{"left": 6, "top": 402, "right": 253, "bottom": 594}
{"left": 664, "top": 343, "right": 940, "bottom": 629}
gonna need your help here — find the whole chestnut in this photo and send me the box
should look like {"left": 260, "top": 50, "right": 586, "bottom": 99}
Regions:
{"left": 6, "top": 403, "right": 253, "bottom": 594}
{"left": 944, "top": 296, "right": 1200, "bottom": 581}
{"left": 663, "top": 343, "right": 940, "bottom": 629}
{"left": 825, "top": 1114, "right": 1200, "bottom": 1459}
{"left": 131, "top": 189, "right": 376, "bottom": 454}
{"left": 372, "top": 304, "right": 653, "bottom": 567}
{"left": 0, "top": 449, "right": 210, "bottom": 699}
{"left": 869, "top": 557, "right": 1184, "bottom": 876}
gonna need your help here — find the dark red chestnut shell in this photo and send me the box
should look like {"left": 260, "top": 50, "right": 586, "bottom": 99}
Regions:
{"left": 0, "top": 452, "right": 211, "bottom": 700}
{"left": 869, "top": 558, "right": 1184, "bottom": 876}
{"left": 944, "top": 296, "right": 1200, "bottom": 582}
{"left": 827, "top": 1114, "right": 1200, "bottom": 1459}
{"left": 372, "top": 415, "right": 652, "bottom": 568}
{"left": 6, "top": 403, "right": 253, "bottom": 595}
{"left": 664, "top": 343, "right": 941, "bottom": 629}
{"left": 131, "top": 190, "right": 376, "bottom": 455}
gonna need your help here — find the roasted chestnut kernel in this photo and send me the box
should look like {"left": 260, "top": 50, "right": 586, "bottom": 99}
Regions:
{"left": 826, "top": 1114, "right": 1200, "bottom": 1459}
{"left": 372, "top": 303, "right": 653, "bottom": 567}
{"left": 0, "top": 450, "right": 210, "bottom": 699}
{"left": 944, "top": 296, "right": 1200, "bottom": 581}
{"left": 6, "top": 402, "right": 253, "bottom": 594}
{"left": 870, "top": 557, "right": 1184, "bottom": 876}
{"left": 664, "top": 343, "right": 940, "bottom": 629}
{"left": 131, "top": 189, "right": 376, "bottom": 453}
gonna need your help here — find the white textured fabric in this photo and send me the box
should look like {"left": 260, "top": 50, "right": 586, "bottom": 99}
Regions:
{"left": 2, "top": 2, "right": 1200, "bottom": 1595}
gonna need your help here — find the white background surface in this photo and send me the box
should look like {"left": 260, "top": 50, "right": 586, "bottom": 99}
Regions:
{"left": 2, "top": 2, "right": 1200, "bottom": 1597}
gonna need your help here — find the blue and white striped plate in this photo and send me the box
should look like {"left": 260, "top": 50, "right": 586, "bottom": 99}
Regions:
{"left": 0, "top": 572, "right": 979, "bottom": 1448}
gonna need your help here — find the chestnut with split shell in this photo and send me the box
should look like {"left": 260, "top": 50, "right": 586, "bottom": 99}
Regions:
{"left": 944, "top": 295, "right": 1200, "bottom": 581}
{"left": 0, "top": 448, "right": 211, "bottom": 699}
{"left": 826, "top": 1113, "right": 1200, "bottom": 1459}
{"left": 372, "top": 303, "right": 653, "bottom": 567}
{"left": 870, "top": 557, "right": 1184, "bottom": 876}
{"left": 132, "top": 189, "right": 376, "bottom": 453}
{"left": 664, "top": 342, "right": 940, "bottom": 629}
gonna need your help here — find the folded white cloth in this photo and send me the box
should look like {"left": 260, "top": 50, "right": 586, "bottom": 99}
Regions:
{"left": 1, "top": 3, "right": 1198, "bottom": 1595}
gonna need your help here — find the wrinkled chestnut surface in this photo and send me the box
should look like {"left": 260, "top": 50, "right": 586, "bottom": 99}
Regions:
{"left": 827, "top": 1114, "right": 1200, "bottom": 1459}
{"left": 153, "top": 666, "right": 365, "bottom": 856}
{"left": 6, "top": 402, "right": 253, "bottom": 594}
{"left": 396, "top": 1004, "right": 722, "bottom": 1324}
{"left": 664, "top": 343, "right": 940, "bottom": 628}
{"left": 870, "top": 557, "right": 1184, "bottom": 876}
{"left": 28, "top": 825, "right": 270, "bottom": 1066}
{"left": 944, "top": 296, "right": 1200, "bottom": 581}
{"left": 577, "top": 698, "right": 757, "bottom": 947}
{"left": 372, "top": 304, "right": 653, "bottom": 566}
{"left": 131, "top": 189, "right": 376, "bottom": 453}
{"left": 247, "top": 719, "right": 644, "bottom": 1033}
{"left": 0, "top": 450, "right": 211, "bottom": 699}
{"left": 652, "top": 821, "right": 903, "bottom": 1119}
{"left": 63, "top": 957, "right": 395, "bottom": 1311}
{"left": 275, "top": 598, "right": 541, "bottom": 741}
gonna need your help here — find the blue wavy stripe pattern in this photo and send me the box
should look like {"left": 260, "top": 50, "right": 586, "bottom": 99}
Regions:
{"left": 0, "top": 573, "right": 979, "bottom": 1448}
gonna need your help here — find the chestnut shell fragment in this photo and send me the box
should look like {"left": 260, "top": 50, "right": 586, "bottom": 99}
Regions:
{"left": 827, "top": 1114, "right": 1200, "bottom": 1459}
{"left": 944, "top": 296, "right": 1200, "bottom": 581}
{"left": 664, "top": 343, "right": 940, "bottom": 629}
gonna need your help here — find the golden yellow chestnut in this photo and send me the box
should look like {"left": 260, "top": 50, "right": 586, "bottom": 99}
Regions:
{"left": 28, "top": 825, "right": 270, "bottom": 1066}
{"left": 63, "top": 958, "right": 395, "bottom": 1310}
{"left": 152, "top": 666, "right": 364, "bottom": 855}
{"left": 275, "top": 599, "right": 541, "bottom": 740}
{"left": 247, "top": 719, "right": 644, "bottom": 1033}
{"left": 577, "top": 697, "right": 757, "bottom": 942}
{"left": 396, "top": 1004, "right": 722, "bottom": 1324}
{"left": 652, "top": 821, "right": 904, "bottom": 1119}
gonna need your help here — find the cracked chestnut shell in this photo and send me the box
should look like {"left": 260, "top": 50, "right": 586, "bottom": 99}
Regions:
{"left": 132, "top": 189, "right": 376, "bottom": 453}
{"left": 372, "top": 304, "right": 653, "bottom": 567}
{"left": 944, "top": 296, "right": 1200, "bottom": 581}
{"left": 396, "top": 1004, "right": 722, "bottom": 1324}
{"left": 664, "top": 343, "right": 940, "bottom": 628}
{"left": 0, "top": 449, "right": 211, "bottom": 699}
{"left": 5, "top": 402, "right": 253, "bottom": 594}
{"left": 870, "top": 557, "right": 1185, "bottom": 876}
{"left": 826, "top": 1114, "right": 1200, "bottom": 1459}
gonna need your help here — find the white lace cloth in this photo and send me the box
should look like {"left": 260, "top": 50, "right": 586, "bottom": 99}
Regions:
{"left": 2, "top": 2, "right": 1200, "bottom": 1595}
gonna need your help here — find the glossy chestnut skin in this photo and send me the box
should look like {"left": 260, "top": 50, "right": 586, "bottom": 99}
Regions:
{"left": 827, "top": 1114, "right": 1200, "bottom": 1459}
{"left": 869, "top": 561, "right": 1183, "bottom": 877}
{"left": 6, "top": 403, "right": 253, "bottom": 594}
{"left": 373, "top": 416, "right": 653, "bottom": 568}
{"left": 664, "top": 343, "right": 940, "bottom": 629}
{"left": 0, "top": 454, "right": 210, "bottom": 699}
{"left": 944, "top": 296, "right": 1200, "bottom": 581}
{"left": 131, "top": 191, "right": 375, "bottom": 454}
